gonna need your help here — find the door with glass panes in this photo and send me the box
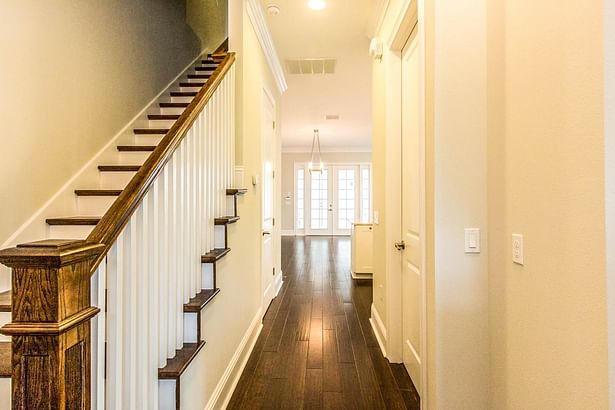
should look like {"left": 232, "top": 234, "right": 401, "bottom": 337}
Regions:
{"left": 297, "top": 165, "right": 370, "bottom": 236}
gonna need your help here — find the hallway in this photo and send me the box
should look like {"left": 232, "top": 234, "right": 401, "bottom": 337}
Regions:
{"left": 228, "top": 236, "right": 419, "bottom": 409}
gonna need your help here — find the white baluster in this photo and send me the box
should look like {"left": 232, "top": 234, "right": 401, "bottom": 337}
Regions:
{"left": 106, "top": 240, "right": 122, "bottom": 409}
{"left": 159, "top": 167, "right": 169, "bottom": 366}
{"left": 168, "top": 156, "right": 178, "bottom": 355}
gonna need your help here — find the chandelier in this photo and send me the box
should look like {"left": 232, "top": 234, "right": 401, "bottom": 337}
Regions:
{"left": 308, "top": 129, "right": 324, "bottom": 173}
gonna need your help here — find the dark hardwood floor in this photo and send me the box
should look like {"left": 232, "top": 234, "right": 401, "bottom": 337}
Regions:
{"left": 228, "top": 236, "right": 420, "bottom": 409}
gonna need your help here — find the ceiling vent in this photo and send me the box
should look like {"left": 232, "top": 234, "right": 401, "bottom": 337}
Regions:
{"left": 285, "top": 58, "right": 336, "bottom": 75}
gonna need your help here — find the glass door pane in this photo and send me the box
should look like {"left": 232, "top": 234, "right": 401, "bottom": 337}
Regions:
{"left": 310, "top": 169, "right": 329, "bottom": 231}
{"left": 337, "top": 168, "right": 356, "bottom": 230}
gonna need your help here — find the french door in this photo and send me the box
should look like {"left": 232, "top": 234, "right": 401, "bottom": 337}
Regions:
{"left": 302, "top": 165, "right": 364, "bottom": 236}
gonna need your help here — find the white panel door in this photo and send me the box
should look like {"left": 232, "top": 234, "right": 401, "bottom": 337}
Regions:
{"left": 401, "top": 32, "right": 422, "bottom": 392}
{"left": 261, "top": 92, "right": 276, "bottom": 311}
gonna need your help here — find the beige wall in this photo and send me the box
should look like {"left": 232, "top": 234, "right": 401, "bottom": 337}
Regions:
{"left": 280, "top": 152, "right": 372, "bottom": 232}
{"left": 181, "top": 4, "right": 283, "bottom": 407}
{"left": 187, "top": 0, "right": 228, "bottom": 51}
{"left": 0, "top": 0, "right": 201, "bottom": 244}
{"left": 488, "top": 0, "right": 608, "bottom": 408}
{"left": 374, "top": 0, "right": 609, "bottom": 408}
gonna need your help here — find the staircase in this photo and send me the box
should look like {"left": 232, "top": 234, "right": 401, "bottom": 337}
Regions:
{"left": 0, "top": 48, "right": 242, "bottom": 409}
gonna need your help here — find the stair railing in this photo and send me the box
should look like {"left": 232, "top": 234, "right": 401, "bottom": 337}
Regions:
{"left": 0, "top": 52, "right": 236, "bottom": 409}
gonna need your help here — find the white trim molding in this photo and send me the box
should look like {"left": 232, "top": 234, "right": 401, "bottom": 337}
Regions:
{"left": 369, "top": 303, "right": 388, "bottom": 358}
{"left": 245, "top": 0, "right": 288, "bottom": 94}
{"left": 206, "top": 308, "right": 264, "bottom": 410}
{"left": 281, "top": 229, "right": 297, "bottom": 236}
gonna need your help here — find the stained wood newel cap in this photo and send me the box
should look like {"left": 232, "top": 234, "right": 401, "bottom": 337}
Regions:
{"left": 0, "top": 239, "right": 105, "bottom": 268}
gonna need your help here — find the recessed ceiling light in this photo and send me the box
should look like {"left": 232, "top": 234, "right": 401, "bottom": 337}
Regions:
{"left": 308, "top": 0, "right": 326, "bottom": 10}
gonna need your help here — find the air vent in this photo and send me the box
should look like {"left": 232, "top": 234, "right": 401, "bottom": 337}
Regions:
{"left": 285, "top": 58, "right": 336, "bottom": 74}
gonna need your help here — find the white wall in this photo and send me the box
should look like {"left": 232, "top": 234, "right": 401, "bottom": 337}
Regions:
{"left": 487, "top": 0, "right": 608, "bottom": 408}
{"left": 606, "top": 0, "right": 615, "bottom": 404}
{"left": 280, "top": 151, "right": 372, "bottom": 232}
{"left": 0, "top": 0, "right": 201, "bottom": 244}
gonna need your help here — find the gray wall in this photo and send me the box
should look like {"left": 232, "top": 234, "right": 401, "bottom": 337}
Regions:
{"left": 0, "top": 0, "right": 202, "bottom": 243}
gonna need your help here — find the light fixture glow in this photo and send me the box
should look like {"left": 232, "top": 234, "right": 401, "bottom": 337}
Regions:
{"left": 309, "top": 129, "right": 324, "bottom": 173}
{"left": 308, "top": 0, "right": 326, "bottom": 10}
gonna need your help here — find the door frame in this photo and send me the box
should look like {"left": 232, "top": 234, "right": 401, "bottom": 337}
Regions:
{"left": 261, "top": 86, "right": 278, "bottom": 312}
{"left": 381, "top": 0, "right": 428, "bottom": 407}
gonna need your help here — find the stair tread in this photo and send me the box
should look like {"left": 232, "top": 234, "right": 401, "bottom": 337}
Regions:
{"left": 46, "top": 217, "right": 100, "bottom": 226}
{"left": 187, "top": 74, "right": 211, "bottom": 79}
{"left": 75, "top": 189, "right": 122, "bottom": 196}
{"left": 226, "top": 188, "right": 248, "bottom": 196}
{"left": 195, "top": 66, "right": 216, "bottom": 72}
{"left": 0, "top": 342, "right": 10, "bottom": 378}
{"left": 148, "top": 114, "right": 180, "bottom": 120}
{"left": 0, "top": 290, "right": 11, "bottom": 312}
{"left": 117, "top": 145, "right": 156, "bottom": 152}
{"left": 179, "top": 82, "right": 205, "bottom": 87}
{"left": 170, "top": 91, "right": 197, "bottom": 97}
{"left": 201, "top": 59, "right": 218, "bottom": 64}
{"left": 158, "top": 341, "right": 206, "bottom": 379}
{"left": 99, "top": 165, "right": 141, "bottom": 172}
{"left": 184, "top": 288, "right": 221, "bottom": 312}
{"left": 214, "top": 216, "right": 240, "bottom": 225}
{"left": 201, "top": 248, "right": 231, "bottom": 263}
{"left": 160, "top": 102, "right": 190, "bottom": 108}
{"left": 133, "top": 128, "right": 169, "bottom": 135}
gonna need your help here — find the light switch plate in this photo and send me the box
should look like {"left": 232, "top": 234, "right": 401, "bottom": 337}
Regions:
{"left": 512, "top": 234, "right": 524, "bottom": 265}
{"left": 464, "top": 228, "right": 480, "bottom": 253}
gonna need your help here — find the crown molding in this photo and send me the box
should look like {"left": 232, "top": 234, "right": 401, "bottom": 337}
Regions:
{"left": 245, "top": 0, "right": 288, "bottom": 94}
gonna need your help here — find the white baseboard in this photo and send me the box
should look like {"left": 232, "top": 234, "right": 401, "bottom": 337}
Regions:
{"left": 205, "top": 307, "right": 263, "bottom": 410}
{"left": 281, "top": 230, "right": 296, "bottom": 236}
{"left": 274, "top": 271, "right": 283, "bottom": 296}
{"left": 370, "top": 303, "right": 388, "bottom": 358}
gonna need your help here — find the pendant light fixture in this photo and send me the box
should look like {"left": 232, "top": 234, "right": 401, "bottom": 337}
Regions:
{"left": 308, "top": 129, "right": 324, "bottom": 173}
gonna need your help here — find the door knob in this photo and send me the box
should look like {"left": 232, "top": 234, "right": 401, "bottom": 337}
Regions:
{"left": 394, "top": 241, "right": 406, "bottom": 251}
{"left": 262, "top": 231, "right": 271, "bottom": 236}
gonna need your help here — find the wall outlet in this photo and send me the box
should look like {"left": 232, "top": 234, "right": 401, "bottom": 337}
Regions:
{"left": 512, "top": 234, "right": 524, "bottom": 265}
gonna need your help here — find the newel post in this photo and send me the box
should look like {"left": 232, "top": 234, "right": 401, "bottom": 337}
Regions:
{"left": 0, "top": 240, "right": 104, "bottom": 409}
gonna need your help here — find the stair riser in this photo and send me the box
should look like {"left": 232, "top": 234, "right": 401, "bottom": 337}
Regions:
{"left": 117, "top": 151, "right": 151, "bottom": 165}
{"left": 170, "top": 96, "right": 193, "bottom": 104}
{"left": 0, "top": 312, "right": 9, "bottom": 342}
{"left": 180, "top": 85, "right": 203, "bottom": 91}
{"left": 48, "top": 225, "right": 95, "bottom": 240}
{"left": 183, "top": 312, "right": 198, "bottom": 343}
{"left": 135, "top": 134, "right": 164, "bottom": 145}
{"left": 77, "top": 196, "right": 117, "bottom": 216}
{"left": 160, "top": 107, "right": 186, "bottom": 115}
{"left": 215, "top": 226, "right": 225, "bottom": 249}
{"left": 226, "top": 196, "right": 236, "bottom": 216}
{"left": 159, "top": 380, "right": 176, "bottom": 410}
{"left": 100, "top": 171, "right": 137, "bottom": 190}
{"left": 202, "top": 264, "right": 214, "bottom": 289}
{"left": 148, "top": 120, "right": 175, "bottom": 129}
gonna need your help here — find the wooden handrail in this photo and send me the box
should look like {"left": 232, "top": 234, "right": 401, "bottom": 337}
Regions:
{"left": 86, "top": 52, "right": 236, "bottom": 274}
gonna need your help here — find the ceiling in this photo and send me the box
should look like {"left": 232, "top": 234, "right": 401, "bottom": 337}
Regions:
{"left": 261, "top": 0, "right": 374, "bottom": 152}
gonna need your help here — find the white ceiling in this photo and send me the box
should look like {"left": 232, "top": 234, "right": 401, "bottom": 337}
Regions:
{"left": 261, "top": 0, "right": 374, "bottom": 151}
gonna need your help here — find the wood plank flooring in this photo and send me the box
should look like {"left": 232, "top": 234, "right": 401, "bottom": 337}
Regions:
{"left": 228, "top": 236, "right": 420, "bottom": 409}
